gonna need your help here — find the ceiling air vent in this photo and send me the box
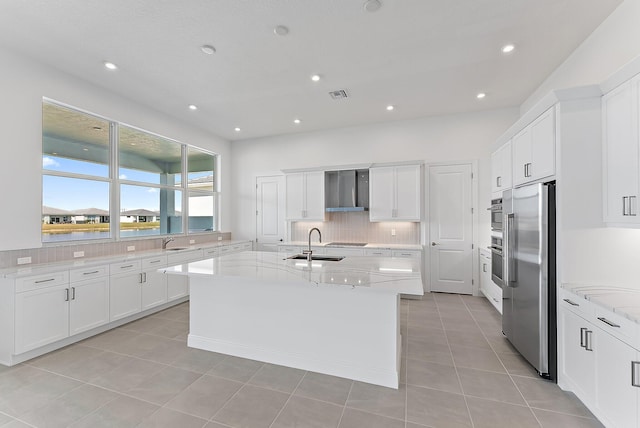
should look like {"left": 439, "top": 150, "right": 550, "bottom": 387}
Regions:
{"left": 329, "top": 89, "right": 349, "bottom": 100}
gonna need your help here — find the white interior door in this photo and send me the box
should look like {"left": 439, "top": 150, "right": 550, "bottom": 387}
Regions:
{"left": 256, "top": 175, "right": 285, "bottom": 251}
{"left": 429, "top": 164, "right": 473, "bottom": 294}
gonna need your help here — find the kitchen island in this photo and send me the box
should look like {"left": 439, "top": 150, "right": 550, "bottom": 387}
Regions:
{"left": 163, "top": 251, "right": 423, "bottom": 388}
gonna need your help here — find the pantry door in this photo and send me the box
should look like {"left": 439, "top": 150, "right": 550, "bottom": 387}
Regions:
{"left": 428, "top": 164, "right": 474, "bottom": 294}
{"left": 256, "top": 175, "right": 285, "bottom": 251}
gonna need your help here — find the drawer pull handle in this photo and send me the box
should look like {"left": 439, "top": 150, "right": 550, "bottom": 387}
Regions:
{"left": 563, "top": 298, "right": 579, "bottom": 306}
{"left": 149, "top": 260, "right": 161, "bottom": 264}
{"left": 492, "top": 297, "right": 499, "bottom": 303}
{"left": 632, "top": 362, "right": 640, "bottom": 387}
{"left": 597, "top": 317, "right": 620, "bottom": 328}
{"left": 580, "top": 327, "right": 587, "bottom": 348}
{"left": 83, "top": 270, "right": 100, "bottom": 275}
{"left": 120, "top": 264, "right": 134, "bottom": 269}
{"left": 35, "top": 278, "right": 55, "bottom": 284}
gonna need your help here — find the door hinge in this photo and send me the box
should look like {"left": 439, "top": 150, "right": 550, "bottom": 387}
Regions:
{"left": 471, "top": 208, "right": 474, "bottom": 214}
{"left": 471, "top": 244, "right": 474, "bottom": 249}
{"left": 472, "top": 279, "right": 474, "bottom": 285}
{"left": 471, "top": 172, "right": 474, "bottom": 179}
{"left": 256, "top": 210, "right": 258, "bottom": 215}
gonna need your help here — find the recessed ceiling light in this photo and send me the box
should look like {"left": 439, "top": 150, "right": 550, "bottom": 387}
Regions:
{"left": 200, "top": 45, "right": 216, "bottom": 55}
{"left": 311, "top": 74, "right": 321, "bottom": 82}
{"left": 386, "top": 105, "right": 395, "bottom": 111}
{"left": 502, "top": 44, "right": 515, "bottom": 54}
{"left": 234, "top": 127, "right": 241, "bottom": 132}
{"left": 274, "top": 25, "right": 289, "bottom": 36}
{"left": 477, "top": 93, "right": 486, "bottom": 99}
{"left": 363, "top": 0, "right": 382, "bottom": 12}
{"left": 103, "top": 61, "right": 118, "bottom": 70}
{"left": 188, "top": 104, "right": 198, "bottom": 110}
{"left": 293, "top": 119, "right": 301, "bottom": 124}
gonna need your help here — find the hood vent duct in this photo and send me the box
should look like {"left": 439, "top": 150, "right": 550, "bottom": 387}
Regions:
{"left": 325, "top": 169, "right": 369, "bottom": 212}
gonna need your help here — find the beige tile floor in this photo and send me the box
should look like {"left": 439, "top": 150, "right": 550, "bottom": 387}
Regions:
{"left": 0, "top": 293, "right": 603, "bottom": 428}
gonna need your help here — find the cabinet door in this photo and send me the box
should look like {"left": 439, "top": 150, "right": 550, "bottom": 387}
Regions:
{"left": 395, "top": 165, "right": 421, "bottom": 221}
{"left": 595, "top": 329, "right": 638, "bottom": 428}
{"left": 69, "top": 277, "right": 110, "bottom": 335}
{"left": 559, "top": 308, "right": 595, "bottom": 403}
{"left": 603, "top": 79, "right": 640, "bottom": 223}
{"left": 285, "top": 173, "right": 305, "bottom": 220}
{"left": 167, "top": 274, "right": 189, "bottom": 301}
{"left": 500, "top": 141, "right": 512, "bottom": 189}
{"left": 491, "top": 148, "right": 502, "bottom": 193}
{"left": 109, "top": 273, "right": 142, "bottom": 321}
{"left": 529, "top": 107, "right": 555, "bottom": 182}
{"left": 142, "top": 270, "right": 168, "bottom": 310}
{"left": 304, "top": 171, "right": 325, "bottom": 220}
{"left": 512, "top": 126, "right": 532, "bottom": 186}
{"left": 15, "top": 285, "right": 69, "bottom": 353}
{"left": 369, "top": 167, "right": 394, "bottom": 221}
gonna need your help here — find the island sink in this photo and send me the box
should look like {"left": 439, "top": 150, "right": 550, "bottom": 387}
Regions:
{"left": 287, "top": 254, "right": 344, "bottom": 262}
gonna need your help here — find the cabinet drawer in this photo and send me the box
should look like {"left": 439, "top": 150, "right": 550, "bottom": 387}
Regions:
{"left": 392, "top": 250, "right": 421, "bottom": 258}
{"left": 203, "top": 247, "right": 219, "bottom": 257}
{"left": 110, "top": 260, "right": 141, "bottom": 275}
{"left": 141, "top": 256, "right": 167, "bottom": 270}
{"left": 559, "top": 289, "right": 594, "bottom": 319}
{"left": 69, "top": 265, "right": 109, "bottom": 283}
{"left": 325, "top": 248, "right": 364, "bottom": 256}
{"left": 364, "top": 249, "right": 392, "bottom": 257}
{"left": 278, "top": 246, "right": 302, "bottom": 254}
{"left": 593, "top": 306, "right": 639, "bottom": 348}
{"left": 16, "top": 271, "right": 69, "bottom": 293}
{"left": 167, "top": 249, "right": 203, "bottom": 264}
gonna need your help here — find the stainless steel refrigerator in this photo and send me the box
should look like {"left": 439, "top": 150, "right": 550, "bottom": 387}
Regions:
{"left": 502, "top": 182, "right": 556, "bottom": 381}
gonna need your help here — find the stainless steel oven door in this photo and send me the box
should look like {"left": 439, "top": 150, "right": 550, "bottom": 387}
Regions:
{"left": 490, "top": 246, "right": 503, "bottom": 287}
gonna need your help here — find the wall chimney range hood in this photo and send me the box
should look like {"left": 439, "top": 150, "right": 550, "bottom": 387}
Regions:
{"left": 325, "top": 169, "right": 369, "bottom": 212}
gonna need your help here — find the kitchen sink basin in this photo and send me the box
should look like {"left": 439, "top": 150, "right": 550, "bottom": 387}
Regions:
{"left": 287, "top": 254, "right": 344, "bottom": 261}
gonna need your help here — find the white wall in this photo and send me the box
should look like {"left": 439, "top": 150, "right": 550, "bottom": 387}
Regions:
{"left": 522, "top": 0, "right": 640, "bottom": 113}
{"left": 230, "top": 108, "right": 519, "bottom": 248}
{"left": 0, "top": 47, "right": 231, "bottom": 251}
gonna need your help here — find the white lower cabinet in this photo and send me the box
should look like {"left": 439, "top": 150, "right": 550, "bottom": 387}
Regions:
{"left": 559, "top": 290, "right": 640, "bottom": 428}
{"left": 69, "top": 276, "right": 110, "bottom": 336}
{"left": 141, "top": 256, "right": 168, "bottom": 310}
{"left": 15, "top": 284, "right": 70, "bottom": 354}
{"left": 109, "top": 260, "right": 143, "bottom": 321}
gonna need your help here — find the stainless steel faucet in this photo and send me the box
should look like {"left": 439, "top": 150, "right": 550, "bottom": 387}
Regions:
{"left": 303, "top": 228, "right": 321, "bottom": 262}
{"left": 162, "top": 237, "right": 174, "bottom": 249}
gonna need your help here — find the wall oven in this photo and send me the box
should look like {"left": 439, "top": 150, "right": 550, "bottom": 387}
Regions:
{"left": 490, "top": 198, "right": 503, "bottom": 231}
{"left": 490, "top": 233, "right": 504, "bottom": 287}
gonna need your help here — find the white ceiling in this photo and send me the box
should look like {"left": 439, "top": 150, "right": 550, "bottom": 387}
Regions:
{"left": 0, "top": 0, "right": 622, "bottom": 141}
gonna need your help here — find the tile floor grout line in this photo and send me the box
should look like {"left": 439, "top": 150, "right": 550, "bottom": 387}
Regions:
{"left": 266, "top": 370, "right": 308, "bottom": 428}
{"left": 336, "top": 378, "right": 355, "bottom": 427}
{"left": 434, "top": 293, "right": 476, "bottom": 428}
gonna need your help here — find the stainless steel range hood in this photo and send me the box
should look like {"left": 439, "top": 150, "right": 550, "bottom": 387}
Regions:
{"left": 325, "top": 169, "right": 369, "bottom": 212}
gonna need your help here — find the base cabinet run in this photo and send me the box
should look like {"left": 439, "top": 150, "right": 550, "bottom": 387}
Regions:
{"left": 559, "top": 290, "right": 640, "bottom": 428}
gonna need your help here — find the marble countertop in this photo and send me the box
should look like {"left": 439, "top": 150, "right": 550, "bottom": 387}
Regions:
{"left": 279, "top": 242, "right": 423, "bottom": 250}
{"left": 0, "top": 240, "right": 250, "bottom": 278}
{"left": 562, "top": 283, "right": 640, "bottom": 323}
{"left": 164, "top": 251, "right": 424, "bottom": 296}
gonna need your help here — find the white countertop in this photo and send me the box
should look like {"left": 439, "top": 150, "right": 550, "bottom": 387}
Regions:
{"left": 279, "top": 242, "right": 423, "bottom": 250}
{"left": 0, "top": 240, "right": 250, "bottom": 278}
{"left": 164, "top": 251, "right": 424, "bottom": 296}
{"left": 562, "top": 283, "right": 640, "bottom": 323}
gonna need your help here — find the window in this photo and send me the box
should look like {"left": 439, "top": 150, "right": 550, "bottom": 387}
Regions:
{"left": 42, "top": 102, "right": 111, "bottom": 242}
{"left": 187, "top": 147, "right": 217, "bottom": 232}
{"left": 41, "top": 100, "right": 218, "bottom": 243}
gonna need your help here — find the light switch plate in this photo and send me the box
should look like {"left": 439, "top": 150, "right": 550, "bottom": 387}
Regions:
{"left": 73, "top": 251, "right": 84, "bottom": 258}
{"left": 17, "top": 257, "right": 32, "bottom": 265}
{"left": 127, "top": 246, "right": 135, "bottom": 251}
{"left": 189, "top": 239, "right": 195, "bottom": 244}
{"left": 391, "top": 229, "right": 396, "bottom": 236}
{"left": 218, "top": 236, "right": 223, "bottom": 241}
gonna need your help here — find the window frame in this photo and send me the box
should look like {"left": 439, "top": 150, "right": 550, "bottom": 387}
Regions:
{"left": 41, "top": 98, "right": 219, "bottom": 245}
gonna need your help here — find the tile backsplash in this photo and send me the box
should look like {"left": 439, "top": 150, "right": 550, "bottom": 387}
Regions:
{"left": 290, "top": 212, "right": 420, "bottom": 244}
{"left": 0, "top": 232, "right": 231, "bottom": 268}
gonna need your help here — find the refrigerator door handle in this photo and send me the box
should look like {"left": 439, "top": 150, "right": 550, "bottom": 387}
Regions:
{"left": 504, "top": 213, "right": 515, "bottom": 286}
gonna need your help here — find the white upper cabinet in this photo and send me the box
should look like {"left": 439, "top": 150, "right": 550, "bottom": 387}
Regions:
{"left": 491, "top": 140, "right": 512, "bottom": 195}
{"left": 285, "top": 171, "right": 325, "bottom": 221}
{"left": 603, "top": 77, "right": 640, "bottom": 224}
{"left": 512, "top": 107, "right": 556, "bottom": 186}
{"left": 370, "top": 164, "right": 421, "bottom": 222}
